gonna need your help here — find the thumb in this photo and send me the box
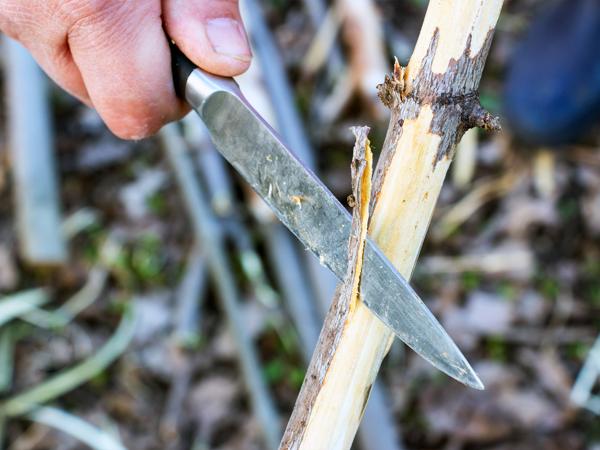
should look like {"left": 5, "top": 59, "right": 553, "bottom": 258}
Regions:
{"left": 163, "top": 0, "right": 252, "bottom": 77}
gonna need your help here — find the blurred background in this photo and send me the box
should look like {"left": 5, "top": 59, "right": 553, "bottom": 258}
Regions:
{"left": 1, "top": 0, "right": 599, "bottom": 449}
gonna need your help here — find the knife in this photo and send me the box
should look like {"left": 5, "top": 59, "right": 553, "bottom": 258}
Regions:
{"left": 170, "top": 44, "right": 483, "bottom": 390}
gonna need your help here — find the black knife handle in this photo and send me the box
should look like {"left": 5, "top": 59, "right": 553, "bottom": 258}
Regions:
{"left": 170, "top": 41, "right": 196, "bottom": 99}
{"left": 168, "top": 42, "right": 243, "bottom": 110}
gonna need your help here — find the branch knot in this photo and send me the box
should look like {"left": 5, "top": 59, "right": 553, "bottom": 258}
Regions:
{"left": 458, "top": 93, "right": 501, "bottom": 132}
{"left": 376, "top": 58, "right": 407, "bottom": 110}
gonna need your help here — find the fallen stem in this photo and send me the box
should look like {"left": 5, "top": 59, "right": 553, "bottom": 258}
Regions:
{"left": 0, "top": 289, "right": 50, "bottom": 327}
{"left": 0, "top": 308, "right": 136, "bottom": 417}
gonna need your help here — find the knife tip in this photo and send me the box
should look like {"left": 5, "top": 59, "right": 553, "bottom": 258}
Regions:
{"left": 449, "top": 354, "right": 485, "bottom": 390}
{"left": 427, "top": 343, "right": 485, "bottom": 391}
{"left": 464, "top": 370, "right": 485, "bottom": 390}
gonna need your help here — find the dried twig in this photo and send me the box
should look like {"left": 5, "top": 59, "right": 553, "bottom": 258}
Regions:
{"left": 432, "top": 172, "right": 520, "bottom": 242}
{"left": 3, "top": 37, "right": 66, "bottom": 265}
{"left": 172, "top": 246, "right": 207, "bottom": 347}
{"left": 160, "top": 124, "right": 281, "bottom": 450}
{"left": 533, "top": 149, "right": 557, "bottom": 199}
{"left": 160, "top": 351, "right": 194, "bottom": 446}
{"left": 263, "top": 225, "right": 322, "bottom": 361}
{"left": 452, "top": 128, "right": 479, "bottom": 189}
{"left": 301, "top": 0, "right": 345, "bottom": 76}
{"left": 160, "top": 246, "right": 207, "bottom": 445}
{"left": 302, "top": 7, "right": 344, "bottom": 77}
{"left": 338, "top": 0, "right": 388, "bottom": 116}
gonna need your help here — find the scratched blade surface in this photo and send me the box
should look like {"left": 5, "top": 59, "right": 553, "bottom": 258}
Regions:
{"left": 195, "top": 90, "right": 483, "bottom": 390}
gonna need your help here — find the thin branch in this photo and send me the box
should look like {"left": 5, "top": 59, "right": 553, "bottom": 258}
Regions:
{"left": 160, "top": 124, "right": 281, "bottom": 450}
{"left": 3, "top": 37, "right": 66, "bottom": 265}
{"left": 172, "top": 246, "right": 207, "bottom": 347}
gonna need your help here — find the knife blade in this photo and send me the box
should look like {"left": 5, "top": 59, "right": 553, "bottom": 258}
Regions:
{"left": 171, "top": 45, "right": 483, "bottom": 390}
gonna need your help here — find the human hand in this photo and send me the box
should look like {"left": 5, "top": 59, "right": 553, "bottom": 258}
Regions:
{"left": 0, "top": 1, "right": 252, "bottom": 139}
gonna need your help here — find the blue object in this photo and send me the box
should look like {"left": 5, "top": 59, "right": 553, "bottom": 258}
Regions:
{"left": 503, "top": 0, "right": 600, "bottom": 145}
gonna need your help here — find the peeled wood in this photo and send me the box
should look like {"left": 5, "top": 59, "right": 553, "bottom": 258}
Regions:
{"left": 235, "top": 39, "right": 404, "bottom": 450}
{"left": 280, "top": 1, "right": 504, "bottom": 448}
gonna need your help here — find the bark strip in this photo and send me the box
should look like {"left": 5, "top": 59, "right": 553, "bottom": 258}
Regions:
{"left": 280, "top": 127, "right": 373, "bottom": 448}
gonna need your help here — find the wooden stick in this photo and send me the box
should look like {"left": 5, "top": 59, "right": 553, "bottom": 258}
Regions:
{"left": 4, "top": 37, "right": 66, "bottom": 265}
{"left": 280, "top": 1, "right": 503, "bottom": 448}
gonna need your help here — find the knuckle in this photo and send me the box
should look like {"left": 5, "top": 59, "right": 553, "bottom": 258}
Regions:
{"left": 61, "top": 0, "right": 136, "bottom": 42}
{"left": 59, "top": 0, "right": 115, "bottom": 25}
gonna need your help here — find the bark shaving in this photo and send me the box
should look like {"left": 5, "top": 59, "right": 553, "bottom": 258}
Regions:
{"left": 279, "top": 127, "right": 373, "bottom": 449}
